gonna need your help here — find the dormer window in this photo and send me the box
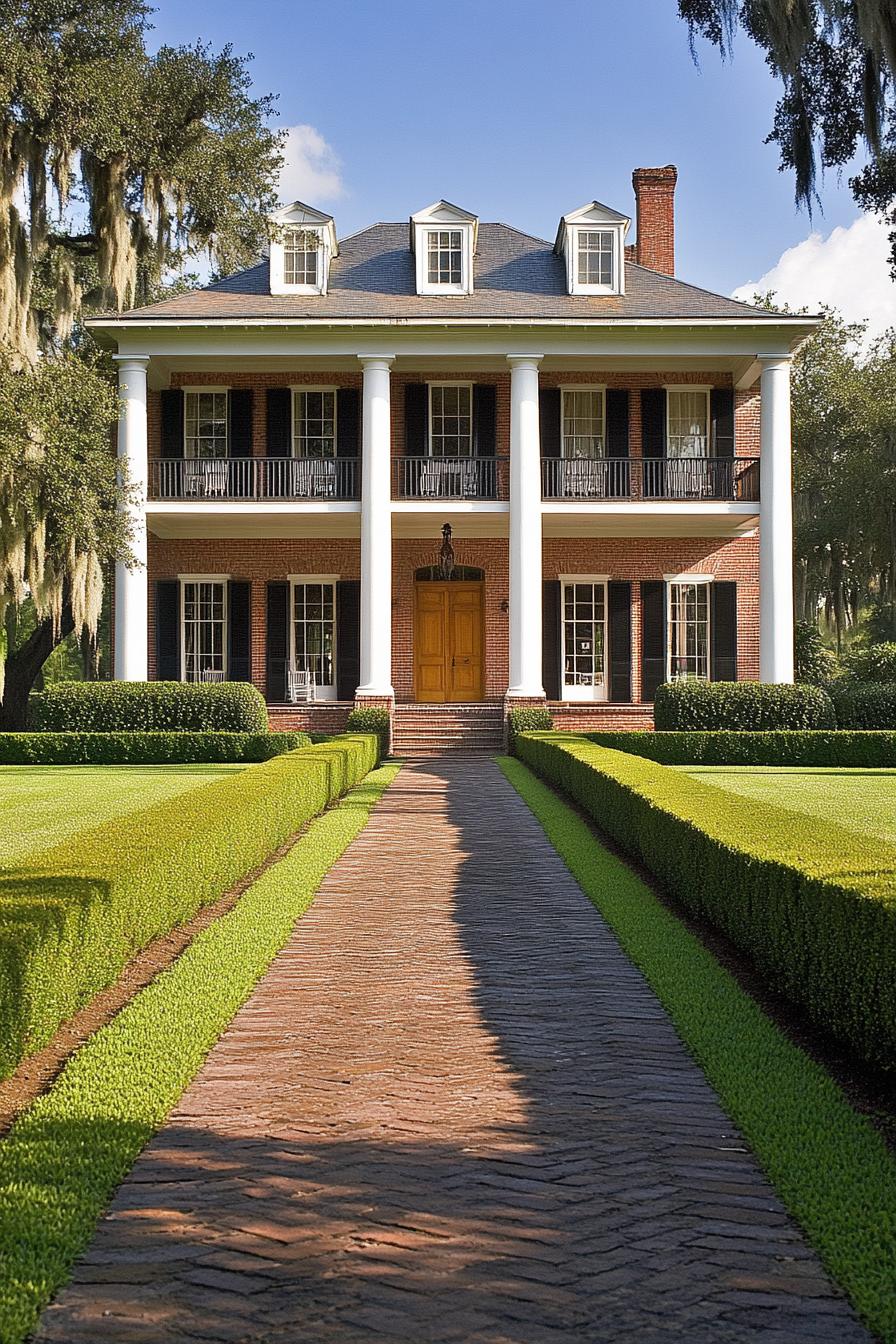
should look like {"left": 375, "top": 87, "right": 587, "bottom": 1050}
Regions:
{"left": 411, "top": 200, "right": 477, "bottom": 295}
{"left": 555, "top": 202, "right": 629, "bottom": 296}
{"left": 268, "top": 202, "right": 338, "bottom": 296}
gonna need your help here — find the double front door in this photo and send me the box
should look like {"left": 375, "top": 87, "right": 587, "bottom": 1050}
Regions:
{"left": 414, "top": 582, "right": 484, "bottom": 702}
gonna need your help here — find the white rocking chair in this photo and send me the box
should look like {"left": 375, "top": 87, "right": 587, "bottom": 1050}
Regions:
{"left": 199, "top": 667, "right": 226, "bottom": 683}
{"left": 287, "top": 666, "right": 316, "bottom": 703}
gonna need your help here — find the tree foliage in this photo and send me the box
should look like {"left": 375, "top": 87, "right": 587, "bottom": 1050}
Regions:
{"left": 678, "top": 2, "right": 896, "bottom": 270}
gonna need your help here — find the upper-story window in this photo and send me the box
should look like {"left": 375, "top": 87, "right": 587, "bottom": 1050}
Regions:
{"left": 429, "top": 384, "right": 472, "bottom": 456}
{"left": 268, "top": 202, "right": 337, "bottom": 295}
{"left": 293, "top": 388, "right": 336, "bottom": 458}
{"left": 555, "top": 202, "right": 628, "bottom": 295}
{"left": 666, "top": 388, "right": 710, "bottom": 458}
{"left": 562, "top": 388, "right": 605, "bottom": 459}
{"left": 412, "top": 201, "right": 477, "bottom": 295}
{"left": 184, "top": 390, "right": 228, "bottom": 458}
{"left": 577, "top": 231, "right": 615, "bottom": 288}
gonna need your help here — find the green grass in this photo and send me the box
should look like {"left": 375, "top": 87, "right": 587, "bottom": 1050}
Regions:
{"left": 0, "top": 764, "right": 244, "bottom": 866}
{"left": 680, "top": 765, "right": 896, "bottom": 845}
{"left": 0, "top": 761, "right": 399, "bottom": 1344}
{"left": 498, "top": 755, "right": 896, "bottom": 1344}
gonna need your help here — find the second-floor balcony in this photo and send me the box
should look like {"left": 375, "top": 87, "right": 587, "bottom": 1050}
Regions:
{"left": 150, "top": 457, "right": 360, "bottom": 501}
{"left": 392, "top": 457, "right": 502, "bottom": 501}
{"left": 541, "top": 456, "right": 760, "bottom": 502}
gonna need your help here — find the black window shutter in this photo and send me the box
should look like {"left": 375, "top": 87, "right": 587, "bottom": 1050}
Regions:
{"left": 266, "top": 581, "right": 289, "bottom": 701}
{"left": 266, "top": 388, "right": 292, "bottom": 457}
{"left": 641, "top": 388, "right": 666, "bottom": 458}
{"left": 160, "top": 390, "right": 184, "bottom": 459}
{"left": 711, "top": 581, "right": 738, "bottom": 681}
{"left": 336, "top": 579, "right": 361, "bottom": 700}
{"left": 336, "top": 388, "right": 360, "bottom": 458}
{"left": 607, "top": 581, "right": 632, "bottom": 703}
{"left": 542, "top": 580, "right": 561, "bottom": 701}
{"left": 228, "top": 581, "right": 252, "bottom": 682}
{"left": 404, "top": 383, "right": 427, "bottom": 455}
{"left": 472, "top": 384, "right": 497, "bottom": 456}
{"left": 640, "top": 580, "right": 666, "bottom": 702}
{"left": 228, "top": 390, "right": 253, "bottom": 457}
{"left": 711, "top": 388, "right": 735, "bottom": 458}
{"left": 605, "top": 390, "right": 630, "bottom": 457}
{"left": 539, "top": 388, "right": 561, "bottom": 458}
{"left": 155, "top": 580, "right": 180, "bottom": 681}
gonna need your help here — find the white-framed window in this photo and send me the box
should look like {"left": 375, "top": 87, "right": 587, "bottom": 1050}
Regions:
{"left": 292, "top": 388, "right": 337, "bottom": 458}
{"left": 427, "top": 230, "right": 463, "bottom": 286}
{"left": 184, "top": 389, "right": 228, "bottom": 459}
{"left": 290, "top": 575, "right": 337, "bottom": 699}
{"left": 666, "top": 388, "right": 710, "bottom": 459}
{"left": 411, "top": 205, "right": 476, "bottom": 294}
{"left": 560, "top": 576, "right": 608, "bottom": 702}
{"left": 283, "top": 227, "right": 321, "bottom": 287}
{"left": 561, "top": 387, "right": 605, "bottom": 458}
{"left": 428, "top": 383, "right": 473, "bottom": 457}
{"left": 577, "top": 230, "right": 615, "bottom": 288}
{"left": 180, "top": 576, "right": 228, "bottom": 683}
{"left": 667, "top": 577, "right": 712, "bottom": 682}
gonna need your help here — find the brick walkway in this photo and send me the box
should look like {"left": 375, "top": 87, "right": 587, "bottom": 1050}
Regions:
{"left": 36, "top": 759, "right": 868, "bottom": 1344}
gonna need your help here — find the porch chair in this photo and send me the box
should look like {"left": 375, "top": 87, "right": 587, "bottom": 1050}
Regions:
{"left": 286, "top": 665, "right": 316, "bottom": 703}
{"left": 199, "top": 667, "right": 226, "bottom": 683}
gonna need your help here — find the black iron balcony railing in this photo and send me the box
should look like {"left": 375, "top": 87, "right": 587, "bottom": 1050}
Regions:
{"left": 393, "top": 456, "right": 500, "bottom": 500}
{"left": 541, "top": 456, "right": 760, "bottom": 502}
{"left": 149, "top": 457, "right": 360, "bottom": 501}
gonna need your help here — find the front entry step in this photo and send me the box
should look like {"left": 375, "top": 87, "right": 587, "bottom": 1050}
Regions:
{"left": 392, "top": 704, "right": 504, "bottom": 756}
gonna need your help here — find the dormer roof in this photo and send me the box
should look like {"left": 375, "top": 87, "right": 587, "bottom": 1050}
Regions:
{"left": 269, "top": 200, "right": 339, "bottom": 256}
{"left": 409, "top": 199, "right": 479, "bottom": 253}
{"left": 554, "top": 201, "right": 630, "bottom": 255}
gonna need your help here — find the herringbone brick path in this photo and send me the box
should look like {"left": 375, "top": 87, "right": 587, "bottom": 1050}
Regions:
{"left": 35, "top": 759, "right": 868, "bottom": 1343}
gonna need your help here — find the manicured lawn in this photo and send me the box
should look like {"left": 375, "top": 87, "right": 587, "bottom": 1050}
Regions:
{"left": 680, "top": 765, "right": 896, "bottom": 844}
{"left": 0, "top": 764, "right": 245, "bottom": 866}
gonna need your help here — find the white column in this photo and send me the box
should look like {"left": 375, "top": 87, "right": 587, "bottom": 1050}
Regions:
{"left": 357, "top": 355, "right": 395, "bottom": 697}
{"left": 113, "top": 354, "right": 150, "bottom": 681}
{"left": 759, "top": 354, "right": 795, "bottom": 683}
{"left": 507, "top": 355, "right": 545, "bottom": 698}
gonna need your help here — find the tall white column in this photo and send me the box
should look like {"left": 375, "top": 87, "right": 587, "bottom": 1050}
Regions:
{"left": 357, "top": 355, "right": 395, "bottom": 697}
{"left": 759, "top": 354, "right": 795, "bottom": 683}
{"left": 507, "top": 355, "right": 545, "bottom": 698}
{"left": 113, "top": 354, "right": 150, "bottom": 681}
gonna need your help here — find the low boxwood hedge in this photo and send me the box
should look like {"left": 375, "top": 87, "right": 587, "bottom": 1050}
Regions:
{"left": 0, "top": 731, "right": 309, "bottom": 766}
{"left": 585, "top": 729, "right": 896, "bottom": 767}
{"left": 346, "top": 706, "right": 391, "bottom": 760}
{"left": 507, "top": 705, "right": 553, "bottom": 747}
{"left": 0, "top": 733, "right": 378, "bottom": 1079}
{"left": 29, "top": 681, "right": 268, "bottom": 733}
{"left": 653, "top": 680, "right": 836, "bottom": 730}
{"left": 515, "top": 732, "right": 896, "bottom": 1071}
{"left": 831, "top": 682, "right": 896, "bottom": 730}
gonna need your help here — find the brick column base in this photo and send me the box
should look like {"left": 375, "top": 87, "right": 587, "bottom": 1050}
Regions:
{"left": 353, "top": 693, "right": 395, "bottom": 756}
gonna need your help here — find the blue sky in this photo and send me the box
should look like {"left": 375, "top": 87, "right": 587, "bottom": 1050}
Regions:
{"left": 148, "top": 0, "right": 892, "bottom": 322}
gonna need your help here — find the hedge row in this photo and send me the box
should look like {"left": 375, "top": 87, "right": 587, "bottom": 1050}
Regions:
{"left": 30, "top": 682, "right": 268, "bottom": 733}
{"left": 515, "top": 732, "right": 896, "bottom": 1071}
{"left": 585, "top": 730, "right": 896, "bottom": 767}
{"left": 831, "top": 682, "right": 896, "bottom": 730}
{"left": 345, "top": 706, "right": 391, "bottom": 760}
{"left": 653, "top": 680, "right": 836, "bottom": 730}
{"left": 0, "top": 733, "right": 378, "bottom": 1079}
{"left": 0, "top": 732, "right": 310, "bottom": 766}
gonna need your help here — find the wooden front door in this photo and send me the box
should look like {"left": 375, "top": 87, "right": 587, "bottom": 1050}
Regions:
{"left": 414, "top": 582, "right": 484, "bottom": 702}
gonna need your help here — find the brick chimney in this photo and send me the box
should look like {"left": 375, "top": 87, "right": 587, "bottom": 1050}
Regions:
{"left": 632, "top": 166, "right": 677, "bottom": 276}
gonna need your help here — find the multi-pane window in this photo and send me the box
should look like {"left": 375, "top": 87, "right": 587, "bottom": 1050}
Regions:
{"left": 182, "top": 580, "right": 226, "bottom": 683}
{"left": 562, "top": 388, "right": 605, "bottom": 458}
{"left": 562, "top": 582, "right": 607, "bottom": 691}
{"left": 667, "top": 389, "right": 709, "bottom": 458}
{"left": 429, "top": 384, "right": 472, "bottom": 456}
{"left": 668, "top": 581, "right": 710, "bottom": 681}
{"left": 184, "top": 391, "right": 228, "bottom": 459}
{"left": 283, "top": 228, "right": 320, "bottom": 287}
{"left": 427, "top": 230, "right": 463, "bottom": 285}
{"left": 577, "top": 230, "right": 614, "bottom": 287}
{"left": 293, "top": 389, "right": 336, "bottom": 458}
{"left": 292, "top": 581, "right": 335, "bottom": 689}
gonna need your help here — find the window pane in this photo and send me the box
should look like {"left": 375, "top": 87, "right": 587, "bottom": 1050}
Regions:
{"left": 427, "top": 229, "right": 463, "bottom": 285}
{"left": 184, "top": 391, "right": 228, "bottom": 459}
{"left": 429, "top": 384, "right": 472, "bottom": 457}
{"left": 667, "top": 390, "right": 709, "bottom": 459}
{"left": 283, "top": 228, "right": 319, "bottom": 286}
{"left": 294, "top": 389, "right": 336, "bottom": 458}
{"left": 562, "top": 388, "right": 604, "bottom": 458}
{"left": 669, "top": 581, "right": 710, "bottom": 681}
{"left": 577, "top": 231, "right": 614, "bottom": 287}
{"left": 182, "top": 581, "right": 226, "bottom": 683}
{"left": 292, "top": 581, "right": 336, "bottom": 687}
{"left": 562, "top": 582, "right": 606, "bottom": 688}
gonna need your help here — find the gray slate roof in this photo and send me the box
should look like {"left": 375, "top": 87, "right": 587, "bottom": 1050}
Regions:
{"left": 115, "top": 222, "right": 777, "bottom": 324}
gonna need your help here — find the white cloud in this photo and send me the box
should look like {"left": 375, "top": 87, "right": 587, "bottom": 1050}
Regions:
{"left": 732, "top": 214, "right": 896, "bottom": 338}
{"left": 277, "top": 125, "right": 345, "bottom": 206}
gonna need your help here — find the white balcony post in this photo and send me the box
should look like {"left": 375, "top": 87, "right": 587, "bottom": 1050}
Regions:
{"left": 357, "top": 355, "right": 395, "bottom": 697}
{"left": 759, "top": 354, "right": 795, "bottom": 683}
{"left": 113, "top": 355, "right": 150, "bottom": 681}
{"left": 507, "top": 355, "right": 545, "bottom": 698}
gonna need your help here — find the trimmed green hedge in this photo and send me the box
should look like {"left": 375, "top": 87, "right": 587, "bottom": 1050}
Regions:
{"left": 29, "top": 681, "right": 268, "bottom": 733}
{"left": 507, "top": 705, "right": 553, "bottom": 747}
{"left": 0, "top": 732, "right": 309, "bottom": 766}
{"left": 346, "top": 706, "right": 391, "bottom": 760}
{"left": 585, "top": 729, "right": 896, "bottom": 767}
{"left": 653, "top": 679, "right": 836, "bottom": 730}
{"left": 831, "top": 682, "right": 896, "bottom": 730}
{"left": 515, "top": 732, "right": 896, "bottom": 1071}
{"left": 843, "top": 643, "right": 896, "bottom": 684}
{"left": 0, "top": 733, "right": 378, "bottom": 1079}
